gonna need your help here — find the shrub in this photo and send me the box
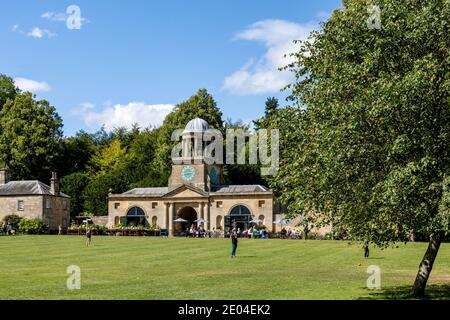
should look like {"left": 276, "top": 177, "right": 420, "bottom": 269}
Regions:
{"left": 18, "top": 218, "right": 47, "bottom": 234}
{"left": 2, "top": 214, "right": 22, "bottom": 230}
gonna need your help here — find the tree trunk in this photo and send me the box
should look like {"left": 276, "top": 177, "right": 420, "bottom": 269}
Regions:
{"left": 410, "top": 232, "right": 444, "bottom": 297}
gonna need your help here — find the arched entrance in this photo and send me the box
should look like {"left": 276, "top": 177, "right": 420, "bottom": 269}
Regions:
{"left": 126, "top": 206, "right": 147, "bottom": 226}
{"left": 175, "top": 206, "right": 198, "bottom": 234}
{"left": 225, "top": 204, "right": 252, "bottom": 232}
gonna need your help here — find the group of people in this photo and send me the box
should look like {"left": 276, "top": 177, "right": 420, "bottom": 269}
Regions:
{"left": 279, "top": 226, "right": 311, "bottom": 239}
{"left": 233, "top": 226, "right": 268, "bottom": 239}
{"left": 1, "top": 223, "right": 15, "bottom": 235}
{"left": 184, "top": 226, "right": 223, "bottom": 238}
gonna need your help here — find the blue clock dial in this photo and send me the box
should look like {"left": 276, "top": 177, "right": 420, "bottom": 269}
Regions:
{"left": 181, "top": 166, "right": 195, "bottom": 181}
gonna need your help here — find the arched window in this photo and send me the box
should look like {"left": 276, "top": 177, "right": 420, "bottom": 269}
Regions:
{"left": 126, "top": 207, "right": 146, "bottom": 226}
{"left": 225, "top": 205, "right": 252, "bottom": 232}
{"left": 216, "top": 215, "right": 223, "bottom": 229}
{"left": 230, "top": 205, "right": 251, "bottom": 216}
{"left": 127, "top": 207, "right": 145, "bottom": 216}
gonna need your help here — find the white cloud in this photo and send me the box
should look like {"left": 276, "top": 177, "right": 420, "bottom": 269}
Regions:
{"left": 27, "top": 27, "right": 56, "bottom": 38}
{"left": 12, "top": 24, "right": 19, "bottom": 32}
{"left": 41, "top": 11, "right": 67, "bottom": 22}
{"left": 76, "top": 102, "right": 175, "bottom": 130}
{"left": 14, "top": 77, "right": 52, "bottom": 93}
{"left": 41, "top": 10, "right": 89, "bottom": 28}
{"left": 222, "top": 19, "right": 316, "bottom": 95}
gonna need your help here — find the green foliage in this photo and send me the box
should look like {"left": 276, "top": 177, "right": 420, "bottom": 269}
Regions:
{"left": 0, "top": 92, "right": 63, "bottom": 181}
{"left": 2, "top": 214, "right": 22, "bottom": 230}
{"left": 61, "top": 172, "right": 90, "bottom": 216}
{"left": 83, "top": 170, "right": 130, "bottom": 215}
{"left": 68, "top": 223, "right": 108, "bottom": 235}
{"left": 56, "top": 131, "right": 100, "bottom": 177}
{"left": 222, "top": 119, "right": 266, "bottom": 185}
{"left": 18, "top": 218, "right": 47, "bottom": 234}
{"left": 89, "top": 139, "right": 126, "bottom": 176}
{"left": 0, "top": 74, "right": 18, "bottom": 108}
{"left": 272, "top": 0, "right": 449, "bottom": 246}
{"left": 253, "top": 97, "right": 279, "bottom": 130}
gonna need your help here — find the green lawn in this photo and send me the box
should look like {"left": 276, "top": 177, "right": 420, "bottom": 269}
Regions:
{"left": 0, "top": 235, "right": 449, "bottom": 300}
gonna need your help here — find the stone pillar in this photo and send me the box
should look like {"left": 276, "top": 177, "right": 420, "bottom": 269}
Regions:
{"left": 164, "top": 203, "right": 169, "bottom": 231}
{"left": 206, "top": 202, "right": 210, "bottom": 231}
{"left": 169, "top": 203, "right": 175, "bottom": 236}
{"left": 200, "top": 203, "right": 204, "bottom": 219}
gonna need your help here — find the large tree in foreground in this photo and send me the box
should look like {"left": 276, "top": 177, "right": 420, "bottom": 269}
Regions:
{"left": 0, "top": 92, "right": 63, "bottom": 181}
{"left": 272, "top": 0, "right": 449, "bottom": 296}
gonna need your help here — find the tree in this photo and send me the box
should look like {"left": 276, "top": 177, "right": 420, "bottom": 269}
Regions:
{"left": 56, "top": 132, "right": 100, "bottom": 178}
{"left": 273, "top": 0, "right": 449, "bottom": 296}
{"left": 88, "top": 139, "right": 126, "bottom": 176}
{"left": 222, "top": 118, "right": 266, "bottom": 186}
{"left": 0, "top": 74, "right": 18, "bottom": 109}
{"left": 83, "top": 170, "right": 130, "bottom": 216}
{"left": 0, "top": 92, "right": 63, "bottom": 181}
{"left": 264, "top": 97, "right": 279, "bottom": 114}
{"left": 61, "top": 172, "right": 90, "bottom": 216}
{"left": 254, "top": 97, "right": 279, "bottom": 130}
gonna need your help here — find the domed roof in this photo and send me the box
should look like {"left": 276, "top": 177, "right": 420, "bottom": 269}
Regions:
{"left": 183, "top": 118, "right": 209, "bottom": 133}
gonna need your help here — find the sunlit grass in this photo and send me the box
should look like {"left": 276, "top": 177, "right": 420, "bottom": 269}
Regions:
{"left": 0, "top": 235, "right": 449, "bottom": 299}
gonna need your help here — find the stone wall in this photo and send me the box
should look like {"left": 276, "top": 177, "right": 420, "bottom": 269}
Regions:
{"left": 43, "top": 196, "right": 70, "bottom": 230}
{"left": 108, "top": 193, "right": 274, "bottom": 232}
{"left": 0, "top": 195, "right": 70, "bottom": 231}
{"left": 0, "top": 196, "right": 43, "bottom": 221}
{"left": 108, "top": 198, "right": 166, "bottom": 228}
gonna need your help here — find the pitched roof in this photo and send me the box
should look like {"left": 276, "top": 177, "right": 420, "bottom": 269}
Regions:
{"left": 211, "top": 185, "right": 270, "bottom": 194}
{"left": 122, "top": 187, "right": 169, "bottom": 196}
{"left": 0, "top": 181, "right": 70, "bottom": 198}
{"left": 110, "top": 184, "right": 271, "bottom": 198}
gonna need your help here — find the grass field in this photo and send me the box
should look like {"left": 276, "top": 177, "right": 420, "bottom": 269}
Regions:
{"left": 0, "top": 235, "right": 449, "bottom": 300}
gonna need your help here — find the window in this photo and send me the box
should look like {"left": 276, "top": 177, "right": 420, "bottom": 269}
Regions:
{"left": 230, "top": 205, "right": 251, "bottom": 216}
{"left": 126, "top": 207, "right": 146, "bottom": 226}
{"left": 258, "top": 200, "right": 265, "bottom": 208}
{"left": 216, "top": 201, "right": 223, "bottom": 208}
{"left": 152, "top": 202, "right": 158, "bottom": 209}
{"left": 18, "top": 200, "right": 24, "bottom": 211}
{"left": 45, "top": 199, "right": 51, "bottom": 209}
{"left": 114, "top": 203, "right": 120, "bottom": 210}
{"left": 63, "top": 201, "right": 68, "bottom": 210}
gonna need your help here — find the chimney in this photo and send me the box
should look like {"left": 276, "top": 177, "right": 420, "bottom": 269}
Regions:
{"left": 0, "top": 168, "right": 9, "bottom": 185}
{"left": 50, "top": 172, "right": 60, "bottom": 196}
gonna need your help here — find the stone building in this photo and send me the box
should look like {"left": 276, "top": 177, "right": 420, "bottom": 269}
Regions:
{"left": 108, "top": 118, "right": 274, "bottom": 235}
{"left": 0, "top": 169, "right": 70, "bottom": 231}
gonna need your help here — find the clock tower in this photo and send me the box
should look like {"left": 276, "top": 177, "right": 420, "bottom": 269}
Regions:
{"left": 168, "top": 118, "right": 223, "bottom": 192}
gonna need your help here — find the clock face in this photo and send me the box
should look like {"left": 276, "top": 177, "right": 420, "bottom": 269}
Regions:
{"left": 209, "top": 167, "right": 218, "bottom": 184}
{"left": 181, "top": 166, "right": 196, "bottom": 181}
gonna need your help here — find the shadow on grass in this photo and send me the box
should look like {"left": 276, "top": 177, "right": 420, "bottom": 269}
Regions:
{"left": 359, "top": 284, "right": 450, "bottom": 300}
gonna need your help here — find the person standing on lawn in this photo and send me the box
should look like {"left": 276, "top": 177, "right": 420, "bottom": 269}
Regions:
{"left": 85, "top": 227, "right": 92, "bottom": 246}
{"left": 363, "top": 240, "right": 369, "bottom": 259}
{"left": 230, "top": 228, "right": 238, "bottom": 258}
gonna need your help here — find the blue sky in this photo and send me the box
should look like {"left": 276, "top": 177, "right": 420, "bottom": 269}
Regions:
{"left": 0, "top": 0, "right": 342, "bottom": 136}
